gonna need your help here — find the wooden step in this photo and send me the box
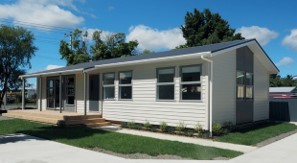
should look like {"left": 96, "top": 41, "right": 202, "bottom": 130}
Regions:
{"left": 85, "top": 122, "right": 111, "bottom": 127}
{"left": 64, "top": 118, "right": 106, "bottom": 125}
{"left": 63, "top": 115, "right": 102, "bottom": 121}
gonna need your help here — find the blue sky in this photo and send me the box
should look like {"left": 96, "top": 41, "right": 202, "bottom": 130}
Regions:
{"left": 0, "top": 0, "right": 296, "bottom": 86}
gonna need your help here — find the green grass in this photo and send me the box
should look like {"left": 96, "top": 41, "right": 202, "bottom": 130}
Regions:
{"left": 215, "top": 122, "right": 297, "bottom": 145}
{"left": 0, "top": 119, "right": 241, "bottom": 160}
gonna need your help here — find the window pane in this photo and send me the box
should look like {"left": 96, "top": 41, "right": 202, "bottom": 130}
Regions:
{"left": 237, "top": 85, "right": 244, "bottom": 98}
{"left": 246, "top": 86, "right": 253, "bottom": 99}
{"left": 181, "top": 66, "right": 201, "bottom": 82}
{"left": 119, "top": 72, "right": 132, "bottom": 84}
{"left": 158, "top": 68, "right": 174, "bottom": 83}
{"left": 67, "top": 96, "right": 75, "bottom": 104}
{"left": 181, "top": 84, "right": 201, "bottom": 100}
{"left": 103, "top": 73, "right": 115, "bottom": 85}
{"left": 104, "top": 87, "right": 115, "bottom": 99}
{"left": 120, "top": 86, "right": 132, "bottom": 99}
{"left": 246, "top": 73, "right": 253, "bottom": 85}
{"left": 237, "top": 71, "right": 245, "bottom": 84}
{"left": 158, "top": 85, "right": 174, "bottom": 100}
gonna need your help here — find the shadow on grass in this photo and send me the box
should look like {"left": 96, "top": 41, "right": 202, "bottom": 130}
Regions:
{"left": 18, "top": 125, "right": 111, "bottom": 141}
{"left": 234, "top": 121, "right": 283, "bottom": 133}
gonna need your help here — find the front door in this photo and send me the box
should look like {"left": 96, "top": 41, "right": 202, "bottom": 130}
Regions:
{"left": 89, "top": 74, "right": 100, "bottom": 112}
{"left": 47, "top": 78, "right": 60, "bottom": 110}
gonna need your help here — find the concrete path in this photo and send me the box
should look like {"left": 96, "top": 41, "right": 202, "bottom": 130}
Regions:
{"left": 1, "top": 133, "right": 297, "bottom": 163}
{"left": 229, "top": 132, "right": 297, "bottom": 163}
{"left": 116, "top": 128, "right": 256, "bottom": 153}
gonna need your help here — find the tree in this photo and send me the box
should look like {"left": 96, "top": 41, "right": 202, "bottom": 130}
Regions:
{"left": 270, "top": 74, "right": 297, "bottom": 87}
{"left": 59, "top": 29, "right": 90, "bottom": 65}
{"left": 91, "top": 32, "right": 138, "bottom": 60}
{"left": 0, "top": 25, "right": 37, "bottom": 108}
{"left": 140, "top": 49, "right": 155, "bottom": 55}
{"left": 60, "top": 29, "right": 138, "bottom": 65}
{"left": 179, "top": 8, "right": 244, "bottom": 48}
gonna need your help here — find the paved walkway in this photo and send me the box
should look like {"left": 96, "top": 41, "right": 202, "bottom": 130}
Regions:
{"left": 116, "top": 128, "right": 256, "bottom": 153}
{"left": 1, "top": 133, "right": 297, "bottom": 163}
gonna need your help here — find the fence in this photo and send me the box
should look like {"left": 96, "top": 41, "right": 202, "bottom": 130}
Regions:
{"left": 270, "top": 98, "right": 297, "bottom": 122}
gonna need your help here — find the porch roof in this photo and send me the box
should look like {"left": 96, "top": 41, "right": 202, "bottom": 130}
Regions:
{"left": 21, "top": 39, "right": 279, "bottom": 78}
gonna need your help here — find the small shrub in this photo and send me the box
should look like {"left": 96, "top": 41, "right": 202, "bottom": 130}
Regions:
{"left": 175, "top": 121, "right": 186, "bottom": 134}
{"left": 143, "top": 120, "right": 151, "bottom": 130}
{"left": 223, "top": 121, "right": 235, "bottom": 133}
{"left": 212, "top": 122, "right": 223, "bottom": 136}
{"left": 159, "top": 121, "right": 167, "bottom": 132}
{"left": 121, "top": 122, "right": 128, "bottom": 128}
{"left": 127, "top": 120, "right": 136, "bottom": 129}
{"left": 194, "top": 122, "right": 203, "bottom": 136}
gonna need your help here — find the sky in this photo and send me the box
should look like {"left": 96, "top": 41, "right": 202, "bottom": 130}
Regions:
{"left": 0, "top": 0, "right": 296, "bottom": 87}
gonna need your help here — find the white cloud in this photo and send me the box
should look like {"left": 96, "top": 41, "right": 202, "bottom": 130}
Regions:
{"left": 0, "top": 0, "right": 84, "bottom": 30}
{"left": 276, "top": 57, "right": 294, "bottom": 67}
{"left": 236, "top": 26, "right": 278, "bottom": 46}
{"left": 85, "top": 28, "right": 114, "bottom": 41}
{"left": 46, "top": 64, "right": 64, "bottom": 70}
{"left": 282, "top": 29, "right": 297, "bottom": 51}
{"left": 126, "top": 25, "right": 186, "bottom": 51}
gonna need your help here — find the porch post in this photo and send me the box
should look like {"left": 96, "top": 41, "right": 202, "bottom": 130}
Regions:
{"left": 83, "top": 72, "right": 87, "bottom": 116}
{"left": 21, "top": 78, "right": 25, "bottom": 110}
{"left": 39, "top": 77, "right": 42, "bottom": 111}
{"left": 59, "top": 75, "right": 62, "bottom": 113}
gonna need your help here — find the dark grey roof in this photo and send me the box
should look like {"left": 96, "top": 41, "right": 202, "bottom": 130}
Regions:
{"left": 27, "top": 39, "right": 256, "bottom": 76}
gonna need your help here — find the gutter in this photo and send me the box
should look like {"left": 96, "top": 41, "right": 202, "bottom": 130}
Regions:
{"left": 201, "top": 55, "right": 213, "bottom": 137}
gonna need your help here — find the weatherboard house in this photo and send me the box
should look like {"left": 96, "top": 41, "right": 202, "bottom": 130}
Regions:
{"left": 20, "top": 39, "right": 278, "bottom": 132}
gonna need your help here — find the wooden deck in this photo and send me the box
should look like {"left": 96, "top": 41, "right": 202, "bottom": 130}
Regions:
{"left": 4, "top": 110, "right": 111, "bottom": 127}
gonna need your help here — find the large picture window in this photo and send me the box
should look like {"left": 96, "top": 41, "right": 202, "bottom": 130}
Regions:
{"left": 103, "top": 73, "right": 115, "bottom": 100}
{"left": 157, "top": 67, "right": 175, "bottom": 100}
{"left": 119, "top": 71, "right": 132, "bottom": 100}
{"left": 180, "top": 65, "right": 201, "bottom": 100}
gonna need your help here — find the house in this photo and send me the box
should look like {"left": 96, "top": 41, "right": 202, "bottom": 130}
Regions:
{"left": 269, "top": 87, "right": 297, "bottom": 99}
{"left": 19, "top": 39, "right": 278, "bottom": 134}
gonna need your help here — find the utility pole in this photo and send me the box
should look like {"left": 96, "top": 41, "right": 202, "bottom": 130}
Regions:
{"left": 65, "top": 32, "right": 73, "bottom": 51}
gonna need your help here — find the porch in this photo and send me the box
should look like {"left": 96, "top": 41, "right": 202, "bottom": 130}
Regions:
{"left": 4, "top": 109, "right": 110, "bottom": 127}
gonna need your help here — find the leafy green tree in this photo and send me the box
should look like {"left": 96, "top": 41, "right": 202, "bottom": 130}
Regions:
{"left": 140, "top": 49, "right": 155, "bottom": 55}
{"left": 59, "top": 29, "right": 90, "bottom": 65}
{"left": 179, "top": 8, "right": 244, "bottom": 48}
{"left": 91, "top": 32, "right": 138, "bottom": 60}
{"left": 270, "top": 74, "right": 297, "bottom": 87}
{"left": 0, "top": 25, "right": 37, "bottom": 108}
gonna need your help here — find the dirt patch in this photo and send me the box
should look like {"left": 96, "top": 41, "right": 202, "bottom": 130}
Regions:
{"left": 256, "top": 129, "right": 297, "bottom": 147}
{"left": 92, "top": 147, "right": 189, "bottom": 160}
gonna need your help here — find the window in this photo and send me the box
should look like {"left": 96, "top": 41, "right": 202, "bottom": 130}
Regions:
{"left": 119, "top": 71, "right": 132, "bottom": 99}
{"left": 236, "top": 71, "right": 253, "bottom": 99}
{"left": 103, "top": 73, "right": 115, "bottom": 100}
{"left": 157, "top": 67, "right": 175, "bottom": 100}
{"left": 245, "top": 72, "right": 253, "bottom": 99}
{"left": 236, "top": 71, "right": 245, "bottom": 99}
{"left": 180, "top": 65, "right": 201, "bottom": 100}
{"left": 65, "top": 76, "right": 75, "bottom": 105}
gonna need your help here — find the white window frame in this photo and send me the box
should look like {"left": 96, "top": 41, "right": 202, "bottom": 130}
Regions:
{"left": 180, "top": 64, "right": 202, "bottom": 101}
{"left": 156, "top": 67, "right": 175, "bottom": 101}
{"left": 118, "top": 71, "right": 133, "bottom": 100}
{"left": 103, "top": 72, "right": 115, "bottom": 100}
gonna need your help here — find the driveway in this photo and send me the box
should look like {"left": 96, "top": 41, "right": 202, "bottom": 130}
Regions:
{"left": 0, "top": 133, "right": 297, "bottom": 163}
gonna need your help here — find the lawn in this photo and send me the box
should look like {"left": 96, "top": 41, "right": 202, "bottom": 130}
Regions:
{"left": 215, "top": 122, "right": 297, "bottom": 145}
{"left": 0, "top": 119, "right": 241, "bottom": 160}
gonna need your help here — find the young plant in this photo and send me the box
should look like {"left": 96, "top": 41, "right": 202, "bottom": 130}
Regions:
{"left": 194, "top": 122, "right": 203, "bottom": 136}
{"left": 127, "top": 120, "right": 135, "bottom": 129}
{"left": 175, "top": 121, "right": 186, "bottom": 134}
{"left": 143, "top": 120, "right": 151, "bottom": 130}
{"left": 212, "top": 122, "right": 223, "bottom": 136}
{"left": 159, "top": 121, "right": 167, "bottom": 132}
